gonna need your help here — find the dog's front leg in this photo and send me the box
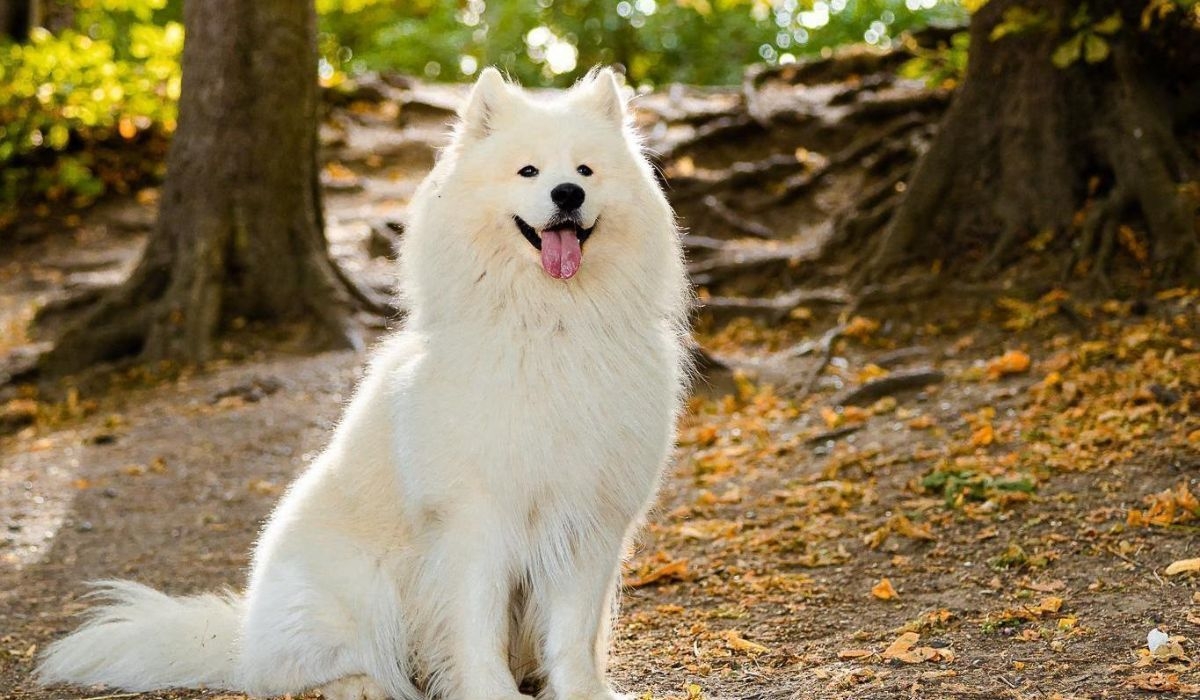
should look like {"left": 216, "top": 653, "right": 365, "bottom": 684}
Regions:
{"left": 537, "top": 533, "right": 625, "bottom": 700}
{"left": 415, "top": 505, "right": 529, "bottom": 700}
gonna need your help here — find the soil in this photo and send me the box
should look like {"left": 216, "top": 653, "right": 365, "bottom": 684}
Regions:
{"left": 2, "top": 76, "right": 1199, "bottom": 700}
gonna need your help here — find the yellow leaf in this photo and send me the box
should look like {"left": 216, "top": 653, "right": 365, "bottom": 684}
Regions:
{"left": 882, "top": 631, "right": 920, "bottom": 660}
{"left": 1165, "top": 558, "right": 1200, "bottom": 576}
{"left": 970, "top": 423, "right": 995, "bottom": 447}
{"left": 986, "top": 350, "right": 1032, "bottom": 380}
{"left": 1037, "top": 596, "right": 1063, "bottom": 614}
{"left": 723, "top": 630, "right": 770, "bottom": 655}
{"left": 871, "top": 577, "right": 898, "bottom": 600}
{"left": 627, "top": 559, "right": 689, "bottom": 587}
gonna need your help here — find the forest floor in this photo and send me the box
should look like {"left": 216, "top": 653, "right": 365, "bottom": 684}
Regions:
{"left": 2, "top": 74, "right": 1199, "bottom": 700}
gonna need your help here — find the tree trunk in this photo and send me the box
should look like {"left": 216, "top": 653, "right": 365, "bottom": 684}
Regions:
{"left": 0, "top": 0, "right": 32, "bottom": 40}
{"left": 861, "top": 0, "right": 1200, "bottom": 285}
{"left": 40, "top": 0, "right": 363, "bottom": 377}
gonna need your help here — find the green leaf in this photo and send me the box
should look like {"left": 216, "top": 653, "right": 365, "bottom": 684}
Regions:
{"left": 1092, "top": 12, "right": 1123, "bottom": 34}
{"left": 1084, "top": 34, "right": 1111, "bottom": 64}
{"left": 1052, "top": 33, "right": 1084, "bottom": 68}
{"left": 990, "top": 7, "right": 1050, "bottom": 41}
{"left": 1069, "top": 4, "right": 1092, "bottom": 29}
{"left": 47, "top": 123, "right": 69, "bottom": 149}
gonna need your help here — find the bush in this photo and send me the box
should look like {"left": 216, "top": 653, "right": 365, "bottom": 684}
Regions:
{"left": 0, "top": 1, "right": 181, "bottom": 226}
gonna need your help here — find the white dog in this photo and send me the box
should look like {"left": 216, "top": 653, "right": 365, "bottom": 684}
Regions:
{"left": 38, "top": 67, "right": 690, "bottom": 700}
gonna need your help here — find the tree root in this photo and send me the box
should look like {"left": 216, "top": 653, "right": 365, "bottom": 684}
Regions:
{"left": 793, "top": 322, "right": 847, "bottom": 396}
{"left": 831, "top": 368, "right": 944, "bottom": 406}
{"left": 658, "top": 114, "right": 763, "bottom": 162}
{"left": 700, "top": 287, "right": 851, "bottom": 324}
{"left": 687, "top": 242, "right": 819, "bottom": 287}
{"left": 702, "top": 195, "right": 775, "bottom": 239}
{"left": 769, "top": 115, "right": 924, "bottom": 206}
{"left": 330, "top": 256, "right": 400, "bottom": 318}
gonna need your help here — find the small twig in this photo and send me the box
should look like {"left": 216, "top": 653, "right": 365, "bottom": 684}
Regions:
{"left": 805, "top": 424, "right": 863, "bottom": 445}
{"left": 796, "top": 323, "right": 847, "bottom": 395}
{"left": 80, "top": 693, "right": 143, "bottom": 700}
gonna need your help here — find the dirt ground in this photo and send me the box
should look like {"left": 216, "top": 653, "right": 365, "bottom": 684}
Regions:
{"left": 2, "top": 80, "right": 1199, "bottom": 700}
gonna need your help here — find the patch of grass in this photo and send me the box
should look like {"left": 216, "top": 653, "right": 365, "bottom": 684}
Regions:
{"left": 920, "top": 468, "right": 1037, "bottom": 508}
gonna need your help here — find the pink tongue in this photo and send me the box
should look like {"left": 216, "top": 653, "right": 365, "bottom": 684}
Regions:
{"left": 539, "top": 227, "right": 582, "bottom": 280}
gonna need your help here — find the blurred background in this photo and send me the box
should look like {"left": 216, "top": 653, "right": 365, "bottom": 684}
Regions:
{"left": 0, "top": 0, "right": 970, "bottom": 223}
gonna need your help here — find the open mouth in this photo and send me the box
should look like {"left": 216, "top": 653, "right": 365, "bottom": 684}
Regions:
{"left": 514, "top": 215, "right": 596, "bottom": 280}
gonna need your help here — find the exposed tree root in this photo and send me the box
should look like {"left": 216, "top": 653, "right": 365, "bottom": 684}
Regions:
{"left": 832, "top": 368, "right": 944, "bottom": 407}
{"left": 794, "top": 322, "right": 847, "bottom": 396}
{"left": 853, "top": 2, "right": 1199, "bottom": 288}
{"left": 702, "top": 196, "right": 775, "bottom": 239}
{"left": 700, "top": 288, "right": 851, "bottom": 324}
{"left": 687, "top": 242, "right": 819, "bottom": 288}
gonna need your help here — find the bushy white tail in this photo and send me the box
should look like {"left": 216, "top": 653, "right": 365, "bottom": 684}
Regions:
{"left": 38, "top": 580, "right": 243, "bottom": 692}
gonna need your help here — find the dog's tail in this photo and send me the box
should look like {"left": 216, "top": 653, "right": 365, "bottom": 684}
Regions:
{"left": 38, "top": 580, "right": 243, "bottom": 691}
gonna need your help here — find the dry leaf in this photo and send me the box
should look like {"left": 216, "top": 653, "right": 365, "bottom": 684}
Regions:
{"left": 893, "top": 514, "right": 936, "bottom": 541}
{"left": 838, "top": 648, "right": 874, "bottom": 660}
{"left": 1037, "top": 596, "right": 1063, "bottom": 614}
{"left": 723, "top": 629, "right": 770, "bottom": 654}
{"left": 1127, "top": 671, "right": 1200, "bottom": 693}
{"left": 970, "top": 423, "right": 995, "bottom": 447}
{"left": 882, "top": 631, "right": 920, "bottom": 661}
{"left": 986, "top": 350, "right": 1032, "bottom": 380}
{"left": 871, "top": 577, "right": 898, "bottom": 600}
{"left": 1165, "top": 558, "right": 1200, "bottom": 576}
{"left": 627, "top": 559, "right": 689, "bottom": 587}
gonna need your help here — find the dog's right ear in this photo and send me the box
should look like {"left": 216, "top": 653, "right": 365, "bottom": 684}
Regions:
{"left": 458, "top": 67, "right": 509, "bottom": 141}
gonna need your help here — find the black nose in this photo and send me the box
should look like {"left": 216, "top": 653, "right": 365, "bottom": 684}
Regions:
{"left": 550, "top": 182, "right": 585, "bottom": 211}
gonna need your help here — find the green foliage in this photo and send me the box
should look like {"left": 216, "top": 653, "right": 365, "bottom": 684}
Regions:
{"left": 920, "top": 468, "right": 1036, "bottom": 507}
{"left": 317, "top": 0, "right": 970, "bottom": 88}
{"left": 2, "top": 0, "right": 968, "bottom": 225}
{"left": 1052, "top": 7, "right": 1121, "bottom": 68}
{"left": 988, "top": 5, "right": 1050, "bottom": 41}
{"left": 0, "top": 0, "right": 181, "bottom": 223}
{"left": 899, "top": 28, "right": 968, "bottom": 87}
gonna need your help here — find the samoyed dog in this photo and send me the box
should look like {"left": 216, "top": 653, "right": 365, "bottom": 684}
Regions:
{"left": 38, "top": 67, "right": 690, "bottom": 700}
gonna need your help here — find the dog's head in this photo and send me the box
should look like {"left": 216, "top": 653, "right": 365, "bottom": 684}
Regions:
{"left": 435, "top": 67, "right": 656, "bottom": 282}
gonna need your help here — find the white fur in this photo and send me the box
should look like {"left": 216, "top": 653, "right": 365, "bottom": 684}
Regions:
{"left": 38, "top": 67, "right": 690, "bottom": 700}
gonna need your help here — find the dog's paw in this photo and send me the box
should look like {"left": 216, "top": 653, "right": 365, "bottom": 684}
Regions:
{"left": 317, "top": 674, "right": 390, "bottom": 700}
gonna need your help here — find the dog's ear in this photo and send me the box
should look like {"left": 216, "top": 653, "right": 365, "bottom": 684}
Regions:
{"left": 458, "top": 67, "right": 510, "bottom": 140}
{"left": 574, "top": 67, "right": 626, "bottom": 127}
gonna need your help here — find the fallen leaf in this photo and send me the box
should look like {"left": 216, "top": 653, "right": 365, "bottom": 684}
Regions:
{"left": 838, "top": 648, "right": 874, "bottom": 660}
{"left": 723, "top": 629, "right": 770, "bottom": 654}
{"left": 987, "top": 350, "right": 1032, "bottom": 380}
{"left": 871, "top": 577, "right": 898, "bottom": 600}
{"left": 1165, "top": 558, "right": 1200, "bottom": 576}
{"left": 1037, "top": 596, "right": 1063, "bottom": 614}
{"left": 893, "top": 514, "right": 936, "bottom": 541}
{"left": 1127, "top": 671, "right": 1200, "bottom": 693}
{"left": 627, "top": 559, "right": 689, "bottom": 587}
{"left": 970, "top": 423, "right": 995, "bottom": 447}
{"left": 882, "top": 631, "right": 920, "bottom": 661}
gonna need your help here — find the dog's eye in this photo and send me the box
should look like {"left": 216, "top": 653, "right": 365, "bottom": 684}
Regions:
{"left": 518, "top": 165, "right": 539, "bottom": 178}
{"left": 576, "top": 164, "right": 594, "bottom": 177}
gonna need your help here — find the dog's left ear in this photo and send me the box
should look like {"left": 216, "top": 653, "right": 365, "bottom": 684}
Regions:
{"left": 574, "top": 67, "right": 626, "bottom": 127}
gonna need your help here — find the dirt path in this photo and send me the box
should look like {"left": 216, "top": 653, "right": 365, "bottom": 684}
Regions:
{"left": 3, "top": 78, "right": 1199, "bottom": 700}
{"left": 4, "top": 281, "right": 1200, "bottom": 700}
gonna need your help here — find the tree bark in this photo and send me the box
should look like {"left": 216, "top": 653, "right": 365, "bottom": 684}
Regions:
{"left": 0, "top": 0, "right": 32, "bottom": 40}
{"left": 40, "top": 0, "right": 362, "bottom": 377}
{"left": 861, "top": 0, "right": 1200, "bottom": 285}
